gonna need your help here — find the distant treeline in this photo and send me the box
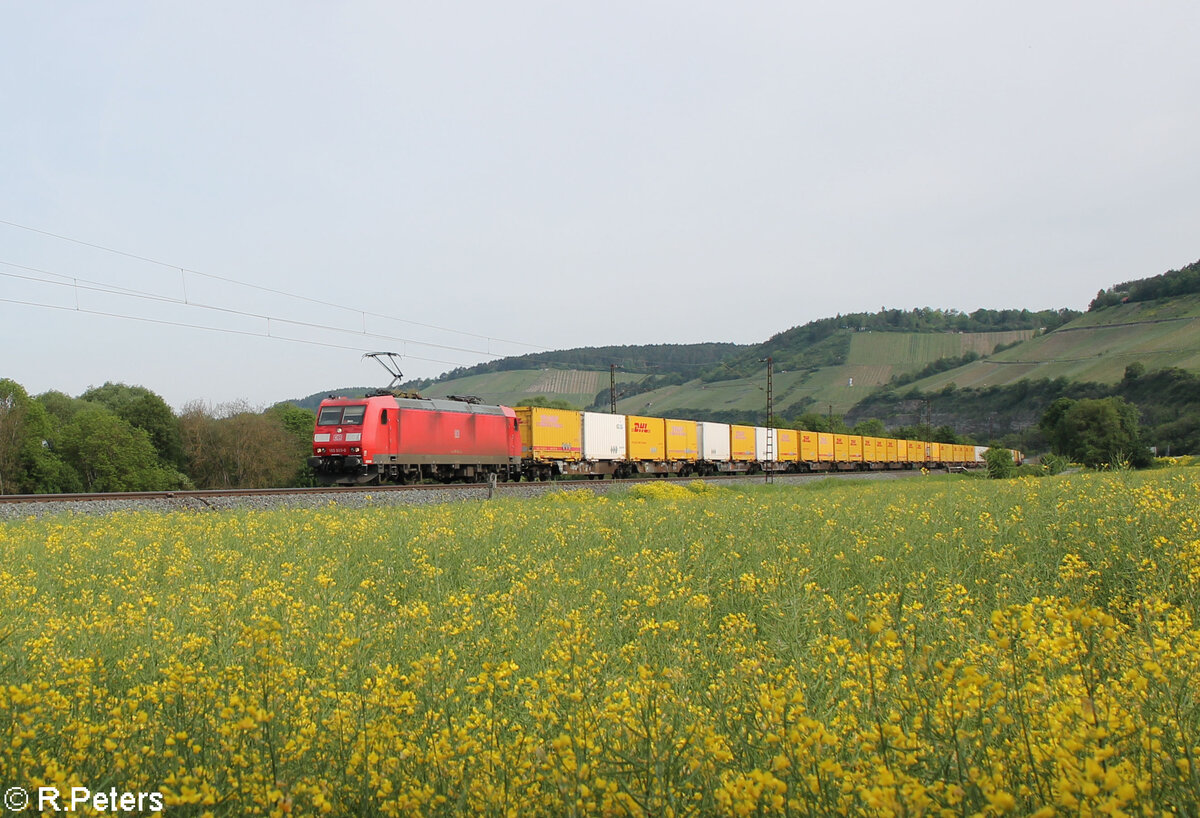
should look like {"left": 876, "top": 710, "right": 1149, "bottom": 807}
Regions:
{"left": 0, "top": 379, "right": 317, "bottom": 495}
{"left": 1089, "top": 258, "right": 1200, "bottom": 311}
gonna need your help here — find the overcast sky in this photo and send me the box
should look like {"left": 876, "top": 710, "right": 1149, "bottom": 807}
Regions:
{"left": 3, "top": 2, "right": 1198, "bottom": 409}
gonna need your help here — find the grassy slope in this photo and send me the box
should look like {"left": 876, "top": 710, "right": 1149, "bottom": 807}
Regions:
{"left": 907, "top": 295, "right": 1200, "bottom": 392}
{"left": 615, "top": 330, "right": 1034, "bottom": 417}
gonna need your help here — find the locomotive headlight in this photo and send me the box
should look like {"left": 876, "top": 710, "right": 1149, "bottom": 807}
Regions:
{"left": 351, "top": 447, "right": 361, "bottom": 453}
{"left": 316, "top": 447, "right": 326, "bottom": 454}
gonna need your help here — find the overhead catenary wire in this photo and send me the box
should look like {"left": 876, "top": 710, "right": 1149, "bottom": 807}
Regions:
{"left": 0, "top": 218, "right": 552, "bottom": 353}
{"left": 0, "top": 260, "right": 515, "bottom": 360}
{"left": 1, "top": 219, "right": 759, "bottom": 377}
{"left": 2, "top": 259, "right": 750, "bottom": 378}
{"left": 0, "top": 295, "right": 468, "bottom": 368}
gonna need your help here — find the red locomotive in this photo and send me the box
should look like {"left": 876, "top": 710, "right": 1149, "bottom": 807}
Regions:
{"left": 309, "top": 392, "right": 521, "bottom": 485}
{"left": 308, "top": 354, "right": 521, "bottom": 485}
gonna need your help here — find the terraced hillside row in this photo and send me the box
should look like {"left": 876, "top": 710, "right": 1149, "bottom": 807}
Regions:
{"left": 907, "top": 295, "right": 1200, "bottom": 392}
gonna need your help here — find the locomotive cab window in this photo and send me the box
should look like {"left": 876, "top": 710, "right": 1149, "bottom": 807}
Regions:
{"left": 380, "top": 410, "right": 388, "bottom": 424}
{"left": 318, "top": 405, "right": 367, "bottom": 426}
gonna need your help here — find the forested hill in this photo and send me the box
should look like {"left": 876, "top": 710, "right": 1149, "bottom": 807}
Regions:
{"left": 1089, "top": 258, "right": 1200, "bottom": 310}
{"left": 428, "top": 342, "right": 748, "bottom": 382}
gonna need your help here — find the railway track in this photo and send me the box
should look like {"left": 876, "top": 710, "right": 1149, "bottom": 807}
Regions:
{"left": 0, "top": 469, "right": 939, "bottom": 519}
{"left": 0, "top": 484, "right": 395, "bottom": 504}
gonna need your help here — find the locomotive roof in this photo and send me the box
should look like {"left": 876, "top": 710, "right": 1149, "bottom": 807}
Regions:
{"left": 394, "top": 397, "right": 509, "bottom": 416}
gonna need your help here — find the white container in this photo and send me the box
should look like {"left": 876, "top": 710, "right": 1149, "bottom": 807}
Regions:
{"left": 583, "top": 412, "right": 627, "bottom": 461}
{"left": 973, "top": 445, "right": 988, "bottom": 463}
{"left": 755, "top": 426, "right": 777, "bottom": 461}
{"left": 698, "top": 422, "right": 731, "bottom": 461}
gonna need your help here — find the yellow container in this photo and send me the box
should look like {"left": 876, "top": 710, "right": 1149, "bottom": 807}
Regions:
{"left": 884, "top": 437, "right": 898, "bottom": 462}
{"left": 833, "top": 434, "right": 849, "bottom": 462}
{"left": 861, "top": 436, "right": 878, "bottom": 462}
{"left": 817, "top": 433, "right": 834, "bottom": 462}
{"left": 515, "top": 407, "right": 583, "bottom": 461}
{"left": 777, "top": 429, "right": 798, "bottom": 461}
{"left": 627, "top": 415, "right": 666, "bottom": 460}
{"left": 666, "top": 419, "right": 699, "bottom": 461}
{"left": 730, "top": 425, "right": 755, "bottom": 461}
{"left": 847, "top": 435, "right": 863, "bottom": 462}
{"left": 799, "top": 430, "right": 818, "bottom": 461}
{"left": 906, "top": 440, "right": 921, "bottom": 463}
{"left": 873, "top": 437, "right": 887, "bottom": 462}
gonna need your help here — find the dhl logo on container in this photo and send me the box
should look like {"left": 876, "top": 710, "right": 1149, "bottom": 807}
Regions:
{"left": 633, "top": 422, "right": 650, "bottom": 433}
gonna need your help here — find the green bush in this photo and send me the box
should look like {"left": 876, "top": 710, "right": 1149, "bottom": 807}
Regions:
{"left": 1039, "top": 453, "right": 1070, "bottom": 475}
{"left": 984, "top": 446, "right": 1016, "bottom": 479}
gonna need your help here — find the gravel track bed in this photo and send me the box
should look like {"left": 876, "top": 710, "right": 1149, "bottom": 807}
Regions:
{"left": 0, "top": 469, "right": 932, "bottom": 521}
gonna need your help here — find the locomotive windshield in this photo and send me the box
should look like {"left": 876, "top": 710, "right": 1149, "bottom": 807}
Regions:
{"left": 318, "top": 404, "right": 367, "bottom": 426}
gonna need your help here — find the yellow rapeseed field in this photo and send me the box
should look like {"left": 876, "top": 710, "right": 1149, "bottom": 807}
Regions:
{"left": 2, "top": 469, "right": 1200, "bottom": 816}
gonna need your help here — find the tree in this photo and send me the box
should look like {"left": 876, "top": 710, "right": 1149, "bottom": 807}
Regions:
{"left": 181, "top": 401, "right": 303, "bottom": 489}
{"left": 1041, "top": 396, "right": 1152, "bottom": 468}
{"left": 890, "top": 423, "right": 935, "bottom": 442}
{"left": 0, "top": 379, "right": 77, "bottom": 494}
{"left": 37, "top": 390, "right": 88, "bottom": 425}
{"left": 851, "top": 418, "right": 887, "bottom": 437}
{"left": 81, "top": 382, "right": 185, "bottom": 469}
{"left": 56, "top": 404, "right": 189, "bottom": 491}
{"left": 267, "top": 403, "right": 318, "bottom": 486}
{"left": 1039, "top": 397, "right": 1076, "bottom": 449}
{"left": 517, "top": 396, "right": 581, "bottom": 411}
{"left": 790, "top": 411, "right": 847, "bottom": 433}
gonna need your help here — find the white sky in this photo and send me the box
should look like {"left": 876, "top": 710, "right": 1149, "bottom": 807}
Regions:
{"left": 3, "top": 2, "right": 1198, "bottom": 409}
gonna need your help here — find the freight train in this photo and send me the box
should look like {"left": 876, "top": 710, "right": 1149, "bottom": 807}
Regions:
{"left": 308, "top": 392, "right": 1020, "bottom": 486}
